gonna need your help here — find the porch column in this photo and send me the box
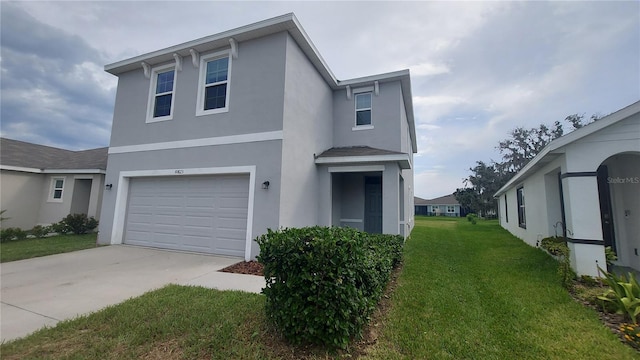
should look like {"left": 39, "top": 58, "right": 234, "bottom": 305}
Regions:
{"left": 316, "top": 167, "right": 332, "bottom": 227}
{"left": 382, "top": 165, "right": 400, "bottom": 235}
{"left": 561, "top": 173, "right": 606, "bottom": 276}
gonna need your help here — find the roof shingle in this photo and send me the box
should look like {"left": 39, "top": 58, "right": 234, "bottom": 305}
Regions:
{"left": 0, "top": 138, "right": 107, "bottom": 170}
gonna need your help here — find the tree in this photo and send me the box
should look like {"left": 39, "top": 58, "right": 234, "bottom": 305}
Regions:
{"left": 454, "top": 161, "right": 510, "bottom": 217}
{"left": 457, "top": 113, "right": 600, "bottom": 216}
{"left": 496, "top": 114, "right": 599, "bottom": 174}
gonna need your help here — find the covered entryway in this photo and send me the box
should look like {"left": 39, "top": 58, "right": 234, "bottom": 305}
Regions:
{"left": 124, "top": 174, "right": 249, "bottom": 257}
{"left": 599, "top": 153, "right": 640, "bottom": 272}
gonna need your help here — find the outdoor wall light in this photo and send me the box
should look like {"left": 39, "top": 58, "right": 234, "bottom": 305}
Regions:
{"left": 105, "top": 184, "right": 113, "bottom": 190}
{"left": 262, "top": 181, "right": 270, "bottom": 189}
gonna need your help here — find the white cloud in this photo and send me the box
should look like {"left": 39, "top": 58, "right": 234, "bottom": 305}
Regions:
{"left": 409, "top": 62, "right": 450, "bottom": 76}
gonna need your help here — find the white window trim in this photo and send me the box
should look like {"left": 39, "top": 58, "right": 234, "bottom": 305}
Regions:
{"left": 196, "top": 50, "right": 232, "bottom": 116}
{"left": 447, "top": 205, "right": 455, "bottom": 213}
{"left": 146, "top": 63, "right": 177, "bottom": 123}
{"left": 354, "top": 91, "right": 373, "bottom": 130}
{"left": 48, "top": 177, "right": 66, "bottom": 202}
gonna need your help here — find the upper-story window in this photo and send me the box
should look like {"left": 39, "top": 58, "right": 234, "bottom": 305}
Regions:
{"left": 197, "top": 51, "right": 231, "bottom": 116}
{"left": 355, "top": 92, "right": 372, "bottom": 127}
{"left": 146, "top": 64, "right": 176, "bottom": 123}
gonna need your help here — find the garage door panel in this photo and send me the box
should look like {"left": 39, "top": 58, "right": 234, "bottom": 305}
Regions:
{"left": 124, "top": 175, "right": 249, "bottom": 257}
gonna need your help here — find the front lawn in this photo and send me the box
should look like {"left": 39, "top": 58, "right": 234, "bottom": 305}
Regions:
{"left": 1, "top": 218, "right": 636, "bottom": 359}
{"left": 0, "top": 233, "right": 98, "bottom": 262}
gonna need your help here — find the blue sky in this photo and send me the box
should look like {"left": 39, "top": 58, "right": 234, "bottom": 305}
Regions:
{"left": 1, "top": 1, "right": 638, "bottom": 199}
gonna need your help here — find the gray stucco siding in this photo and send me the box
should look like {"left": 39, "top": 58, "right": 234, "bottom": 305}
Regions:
{"left": 97, "top": 140, "right": 283, "bottom": 259}
{"left": 332, "top": 81, "right": 402, "bottom": 152}
{"left": 279, "top": 33, "right": 334, "bottom": 228}
{"left": 0, "top": 171, "right": 44, "bottom": 229}
{"left": 108, "top": 32, "right": 289, "bottom": 148}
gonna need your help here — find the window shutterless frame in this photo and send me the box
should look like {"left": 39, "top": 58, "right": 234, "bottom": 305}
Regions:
{"left": 146, "top": 63, "right": 177, "bottom": 123}
{"left": 196, "top": 50, "right": 232, "bottom": 116}
{"left": 48, "top": 177, "right": 65, "bottom": 202}
{"left": 354, "top": 92, "right": 373, "bottom": 128}
{"left": 517, "top": 186, "right": 526, "bottom": 228}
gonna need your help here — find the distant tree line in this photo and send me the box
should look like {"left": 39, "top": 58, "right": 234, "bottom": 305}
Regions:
{"left": 454, "top": 113, "right": 601, "bottom": 217}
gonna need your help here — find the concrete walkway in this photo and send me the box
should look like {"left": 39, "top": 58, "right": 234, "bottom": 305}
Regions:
{"left": 0, "top": 245, "right": 265, "bottom": 342}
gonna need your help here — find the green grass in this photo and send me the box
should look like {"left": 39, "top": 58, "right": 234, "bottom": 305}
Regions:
{"left": 0, "top": 233, "right": 99, "bottom": 262}
{"left": 1, "top": 218, "right": 636, "bottom": 359}
{"left": 363, "top": 216, "right": 637, "bottom": 359}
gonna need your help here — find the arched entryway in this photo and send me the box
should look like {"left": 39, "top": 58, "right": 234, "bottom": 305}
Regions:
{"left": 598, "top": 152, "right": 640, "bottom": 272}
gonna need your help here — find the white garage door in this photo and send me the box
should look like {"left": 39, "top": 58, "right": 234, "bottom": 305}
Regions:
{"left": 124, "top": 175, "right": 249, "bottom": 257}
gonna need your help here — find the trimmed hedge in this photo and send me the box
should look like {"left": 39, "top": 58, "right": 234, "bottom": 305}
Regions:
{"left": 256, "top": 226, "right": 403, "bottom": 349}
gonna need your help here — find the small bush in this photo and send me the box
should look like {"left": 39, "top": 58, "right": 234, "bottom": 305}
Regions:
{"left": 466, "top": 213, "right": 477, "bottom": 224}
{"left": 257, "top": 226, "right": 403, "bottom": 349}
{"left": 0, "top": 227, "right": 27, "bottom": 242}
{"left": 57, "top": 214, "right": 99, "bottom": 235}
{"left": 1, "top": 228, "right": 17, "bottom": 242}
{"left": 30, "top": 225, "right": 51, "bottom": 238}
{"left": 50, "top": 221, "right": 70, "bottom": 235}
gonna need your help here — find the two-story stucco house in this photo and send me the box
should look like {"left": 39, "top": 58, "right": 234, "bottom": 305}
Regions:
{"left": 97, "top": 14, "right": 417, "bottom": 260}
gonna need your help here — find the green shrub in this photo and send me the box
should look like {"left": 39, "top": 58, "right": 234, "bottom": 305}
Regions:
{"left": 1, "top": 228, "right": 16, "bottom": 242}
{"left": 466, "top": 213, "right": 477, "bottom": 224}
{"left": 597, "top": 267, "right": 640, "bottom": 324}
{"left": 51, "top": 221, "right": 70, "bottom": 235}
{"left": 256, "top": 226, "right": 403, "bottom": 349}
{"left": 57, "top": 214, "right": 99, "bottom": 235}
{"left": 30, "top": 225, "right": 51, "bottom": 238}
{"left": 0, "top": 227, "right": 27, "bottom": 242}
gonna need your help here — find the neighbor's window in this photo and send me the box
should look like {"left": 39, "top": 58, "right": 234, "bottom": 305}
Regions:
{"left": 447, "top": 205, "right": 455, "bottom": 213}
{"left": 197, "top": 52, "right": 231, "bottom": 116}
{"left": 146, "top": 64, "right": 176, "bottom": 122}
{"left": 355, "top": 92, "right": 372, "bottom": 126}
{"left": 517, "top": 187, "right": 526, "bottom": 228}
{"left": 504, "top": 194, "right": 509, "bottom": 223}
{"left": 49, "top": 177, "right": 65, "bottom": 202}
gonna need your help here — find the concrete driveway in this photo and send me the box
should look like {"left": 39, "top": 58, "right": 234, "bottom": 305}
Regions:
{"left": 0, "top": 245, "right": 265, "bottom": 343}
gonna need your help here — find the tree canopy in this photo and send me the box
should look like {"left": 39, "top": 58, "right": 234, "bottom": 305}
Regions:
{"left": 455, "top": 113, "right": 599, "bottom": 216}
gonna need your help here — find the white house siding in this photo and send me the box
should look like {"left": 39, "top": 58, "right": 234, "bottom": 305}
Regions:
{"left": 498, "top": 106, "right": 640, "bottom": 276}
{"left": 499, "top": 156, "right": 565, "bottom": 248}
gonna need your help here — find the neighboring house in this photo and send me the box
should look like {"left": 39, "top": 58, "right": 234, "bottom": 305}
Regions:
{"left": 0, "top": 138, "right": 107, "bottom": 230}
{"left": 414, "top": 194, "right": 462, "bottom": 217}
{"left": 495, "top": 101, "right": 640, "bottom": 277}
{"left": 97, "top": 13, "right": 417, "bottom": 261}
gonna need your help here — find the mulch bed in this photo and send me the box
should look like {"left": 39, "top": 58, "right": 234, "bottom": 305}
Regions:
{"left": 219, "top": 260, "right": 264, "bottom": 276}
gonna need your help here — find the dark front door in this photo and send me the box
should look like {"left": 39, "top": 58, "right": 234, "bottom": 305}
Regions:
{"left": 597, "top": 165, "right": 616, "bottom": 253}
{"left": 364, "top": 176, "right": 383, "bottom": 234}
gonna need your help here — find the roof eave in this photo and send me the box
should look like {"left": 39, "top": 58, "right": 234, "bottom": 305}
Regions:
{"left": 315, "top": 154, "right": 411, "bottom": 169}
{"left": 494, "top": 100, "right": 640, "bottom": 197}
